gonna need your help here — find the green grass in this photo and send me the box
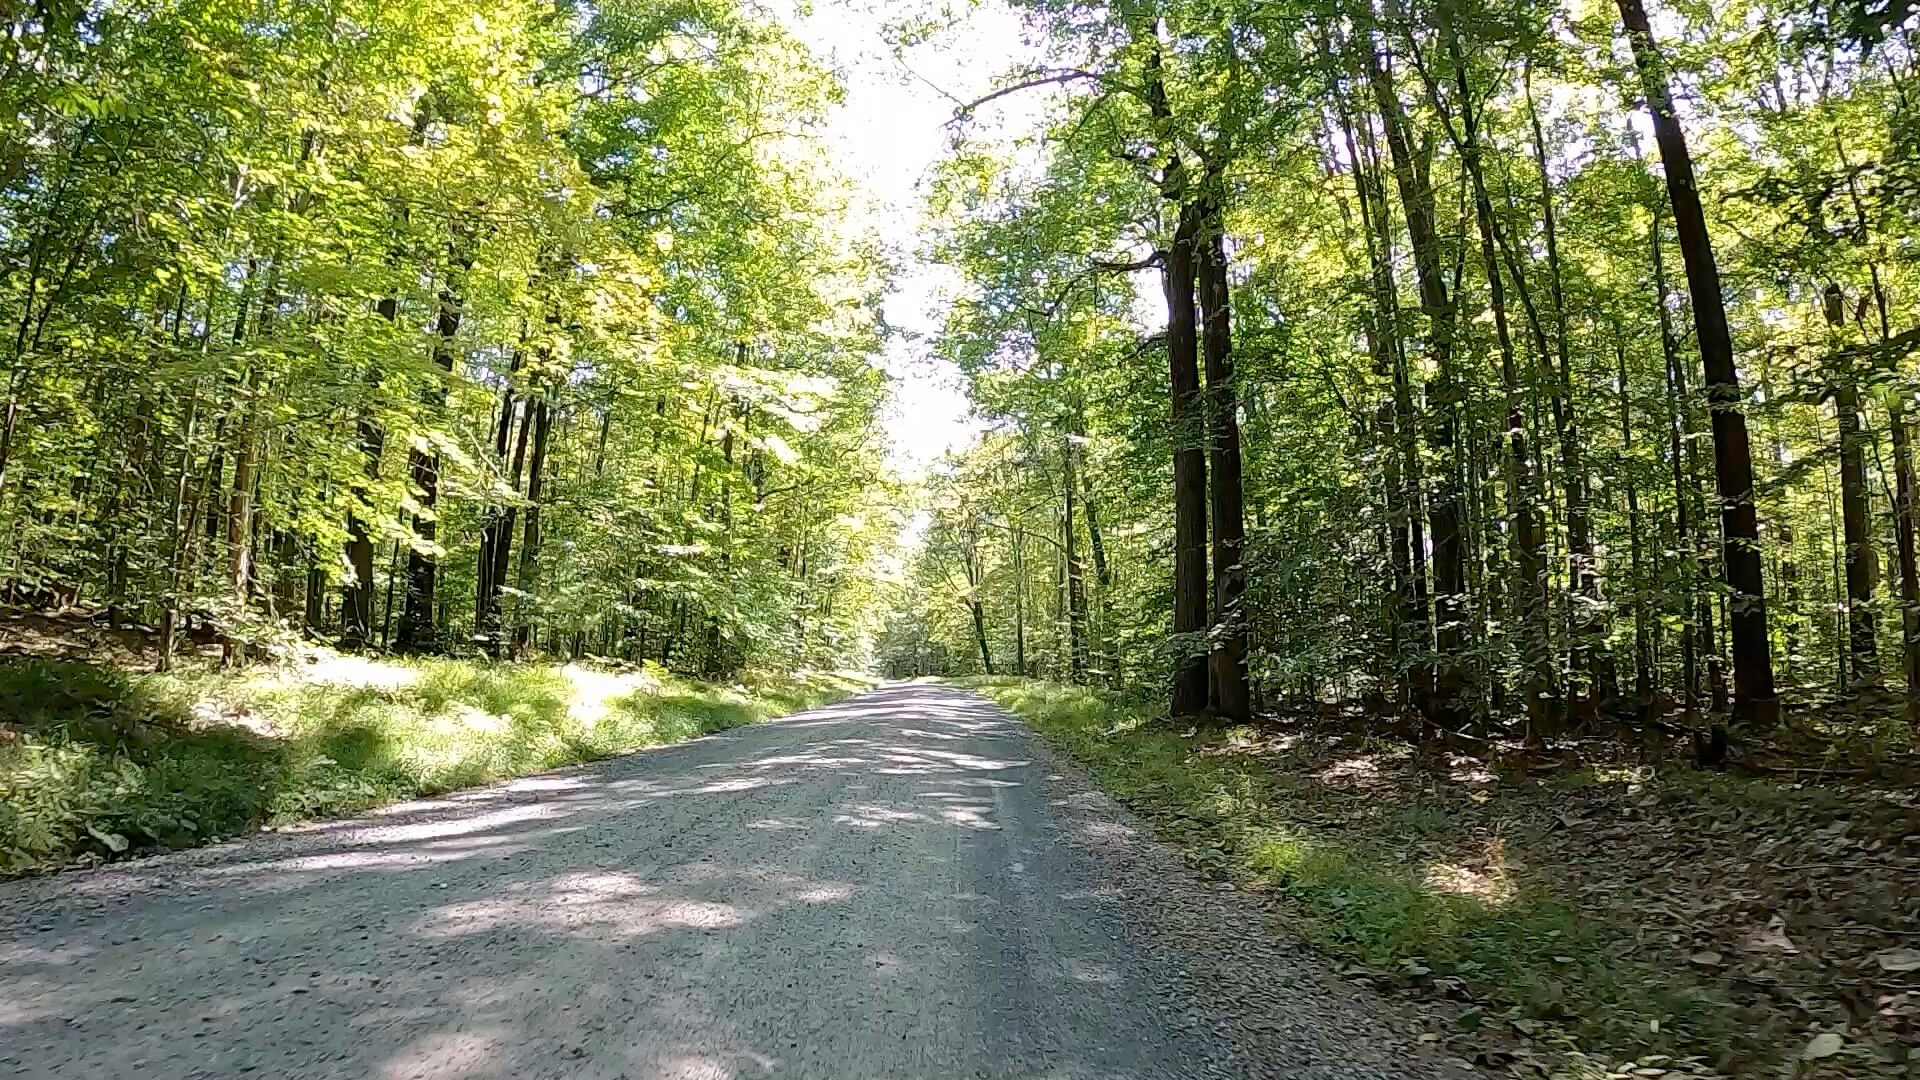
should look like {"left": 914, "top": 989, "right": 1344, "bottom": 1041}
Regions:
{"left": 0, "top": 656, "right": 869, "bottom": 875}
{"left": 964, "top": 677, "right": 1744, "bottom": 1072}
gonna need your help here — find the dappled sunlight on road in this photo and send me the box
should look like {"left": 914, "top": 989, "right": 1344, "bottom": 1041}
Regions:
{"left": 0, "top": 683, "right": 1218, "bottom": 1080}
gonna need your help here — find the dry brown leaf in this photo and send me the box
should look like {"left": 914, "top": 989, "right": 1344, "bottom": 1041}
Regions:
{"left": 1872, "top": 948, "right": 1920, "bottom": 973}
{"left": 1739, "top": 916, "right": 1799, "bottom": 955}
{"left": 1801, "top": 1032, "right": 1843, "bottom": 1060}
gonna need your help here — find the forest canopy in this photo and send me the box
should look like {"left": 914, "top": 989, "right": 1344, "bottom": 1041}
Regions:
{"left": 883, "top": 0, "right": 1920, "bottom": 764}
{"left": 7, "top": 0, "right": 1920, "bottom": 768}
{"left": 0, "top": 0, "right": 902, "bottom": 674}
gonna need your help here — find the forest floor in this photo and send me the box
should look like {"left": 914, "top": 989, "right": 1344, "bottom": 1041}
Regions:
{"left": 966, "top": 678, "right": 1920, "bottom": 1080}
{"left": 0, "top": 608, "right": 871, "bottom": 875}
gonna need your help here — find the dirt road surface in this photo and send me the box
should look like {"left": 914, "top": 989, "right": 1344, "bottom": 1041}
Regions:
{"left": 0, "top": 683, "right": 1469, "bottom": 1079}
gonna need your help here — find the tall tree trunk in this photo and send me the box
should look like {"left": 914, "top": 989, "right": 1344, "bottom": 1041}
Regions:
{"left": 1879, "top": 337, "right": 1920, "bottom": 707}
{"left": 1618, "top": 343, "right": 1653, "bottom": 709}
{"left": 1649, "top": 178, "right": 1703, "bottom": 720}
{"left": 1620, "top": 0, "right": 1778, "bottom": 757}
{"left": 1368, "top": 39, "right": 1463, "bottom": 734}
{"left": 1163, "top": 197, "right": 1211, "bottom": 716}
{"left": 343, "top": 290, "right": 398, "bottom": 649}
{"left": 1080, "top": 458, "right": 1117, "bottom": 684}
{"left": 1426, "top": 24, "right": 1551, "bottom": 737}
{"left": 396, "top": 256, "right": 469, "bottom": 652}
{"left": 1197, "top": 199, "right": 1251, "bottom": 720}
{"left": 1136, "top": 32, "right": 1211, "bottom": 718}
{"left": 1824, "top": 285, "right": 1878, "bottom": 686}
{"left": 1338, "top": 85, "right": 1428, "bottom": 714}
{"left": 1062, "top": 432, "right": 1090, "bottom": 683}
{"left": 1013, "top": 525, "right": 1028, "bottom": 676}
{"left": 157, "top": 374, "right": 205, "bottom": 673}
{"left": 476, "top": 344, "right": 526, "bottom": 656}
{"left": 511, "top": 392, "right": 553, "bottom": 655}
{"left": 1835, "top": 146, "right": 1920, "bottom": 706}
{"left": 1524, "top": 71, "right": 1608, "bottom": 722}
{"left": 971, "top": 593, "right": 994, "bottom": 676}
{"left": 222, "top": 380, "right": 259, "bottom": 666}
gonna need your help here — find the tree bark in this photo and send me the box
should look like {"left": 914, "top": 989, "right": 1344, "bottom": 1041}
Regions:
{"left": 1423, "top": 22, "right": 1551, "bottom": 736}
{"left": 476, "top": 343, "right": 526, "bottom": 656}
{"left": 396, "top": 256, "right": 469, "bottom": 652}
{"left": 1619, "top": 0, "right": 1778, "bottom": 755}
{"left": 1368, "top": 39, "right": 1464, "bottom": 733}
{"left": 1618, "top": 343, "right": 1653, "bottom": 709}
{"left": 1135, "top": 32, "right": 1212, "bottom": 718}
{"left": 1824, "top": 285, "right": 1878, "bottom": 685}
{"left": 343, "top": 291, "right": 397, "bottom": 650}
{"left": 1163, "top": 198, "right": 1211, "bottom": 717}
{"left": 1197, "top": 200, "right": 1251, "bottom": 720}
{"left": 1062, "top": 432, "right": 1090, "bottom": 683}
{"left": 511, "top": 392, "right": 553, "bottom": 655}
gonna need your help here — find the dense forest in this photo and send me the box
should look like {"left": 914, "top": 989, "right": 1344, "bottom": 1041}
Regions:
{"left": 882, "top": 0, "right": 1920, "bottom": 765}
{"left": 0, "top": 0, "right": 899, "bottom": 677}
{"left": 11, "top": 0, "right": 1920, "bottom": 764}
{"left": 3, "top": 1, "right": 1918, "bottom": 1072}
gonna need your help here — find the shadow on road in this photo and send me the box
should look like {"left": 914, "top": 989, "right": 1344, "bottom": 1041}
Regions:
{"left": 1, "top": 684, "right": 1209, "bottom": 1080}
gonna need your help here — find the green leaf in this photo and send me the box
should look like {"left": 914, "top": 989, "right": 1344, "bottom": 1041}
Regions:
{"left": 86, "top": 826, "right": 130, "bottom": 853}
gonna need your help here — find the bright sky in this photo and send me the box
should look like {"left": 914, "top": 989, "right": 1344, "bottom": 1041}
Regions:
{"left": 780, "top": 0, "right": 1052, "bottom": 475}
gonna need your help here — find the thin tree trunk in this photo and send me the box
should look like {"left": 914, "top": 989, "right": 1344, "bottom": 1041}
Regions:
{"left": 476, "top": 344, "right": 525, "bottom": 655}
{"left": 1080, "top": 459, "right": 1117, "bottom": 684}
{"left": 1523, "top": 70, "right": 1609, "bottom": 722}
{"left": 1835, "top": 148, "right": 1920, "bottom": 705}
{"left": 1424, "top": 25, "right": 1551, "bottom": 736}
{"left": 157, "top": 376, "right": 205, "bottom": 673}
{"left": 1619, "top": 343, "right": 1653, "bottom": 709}
{"left": 512, "top": 392, "right": 553, "bottom": 655}
{"left": 343, "top": 289, "right": 397, "bottom": 649}
{"left": 1824, "top": 285, "right": 1878, "bottom": 686}
{"left": 396, "top": 255, "right": 469, "bottom": 652}
{"left": 1339, "top": 84, "right": 1426, "bottom": 714}
{"left": 1649, "top": 176, "right": 1703, "bottom": 720}
{"left": 1369, "top": 39, "right": 1463, "bottom": 734}
{"left": 1013, "top": 525, "right": 1028, "bottom": 676}
{"left": 1062, "top": 433, "right": 1089, "bottom": 683}
{"left": 971, "top": 594, "right": 994, "bottom": 676}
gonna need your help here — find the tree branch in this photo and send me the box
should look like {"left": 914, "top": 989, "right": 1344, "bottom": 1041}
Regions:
{"left": 951, "top": 69, "right": 1104, "bottom": 123}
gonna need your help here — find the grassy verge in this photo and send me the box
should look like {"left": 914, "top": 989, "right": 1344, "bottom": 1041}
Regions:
{"left": 0, "top": 655, "right": 870, "bottom": 875}
{"left": 966, "top": 677, "right": 1916, "bottom": 1077}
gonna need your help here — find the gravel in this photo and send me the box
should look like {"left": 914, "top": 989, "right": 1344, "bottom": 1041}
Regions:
{"left": 0, "top": 683, "right": 1477, "bottom": 1079}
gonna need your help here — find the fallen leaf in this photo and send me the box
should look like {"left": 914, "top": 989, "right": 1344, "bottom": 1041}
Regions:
{"left": 1802, "top": 1032, "right": 1844, "bottom": 1060}
{"left": 1873, "top": 948, "right": 1920, "bottom": 973}
{"left": 1739, "top": 916, "right": 1798, "bottom": 955}
{"left": 1689, "top": 951, "right": 1724, "bottom": 967}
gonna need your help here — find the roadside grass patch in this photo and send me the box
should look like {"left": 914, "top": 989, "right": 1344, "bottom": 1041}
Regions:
{"left": 0, "top": 656, "right": 868, "bottom": 875}
{"left": 960, "top": 677, "right": 1833, "bottom": 1073}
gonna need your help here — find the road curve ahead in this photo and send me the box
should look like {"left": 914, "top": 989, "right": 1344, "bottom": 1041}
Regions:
{"left": 0, "top": 683, "right": 1467, "bottom": 1080}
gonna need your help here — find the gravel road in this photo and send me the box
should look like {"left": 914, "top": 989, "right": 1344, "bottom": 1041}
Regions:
{"left": 0, "top": 683, "right": 1472, "bottom": 1079}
